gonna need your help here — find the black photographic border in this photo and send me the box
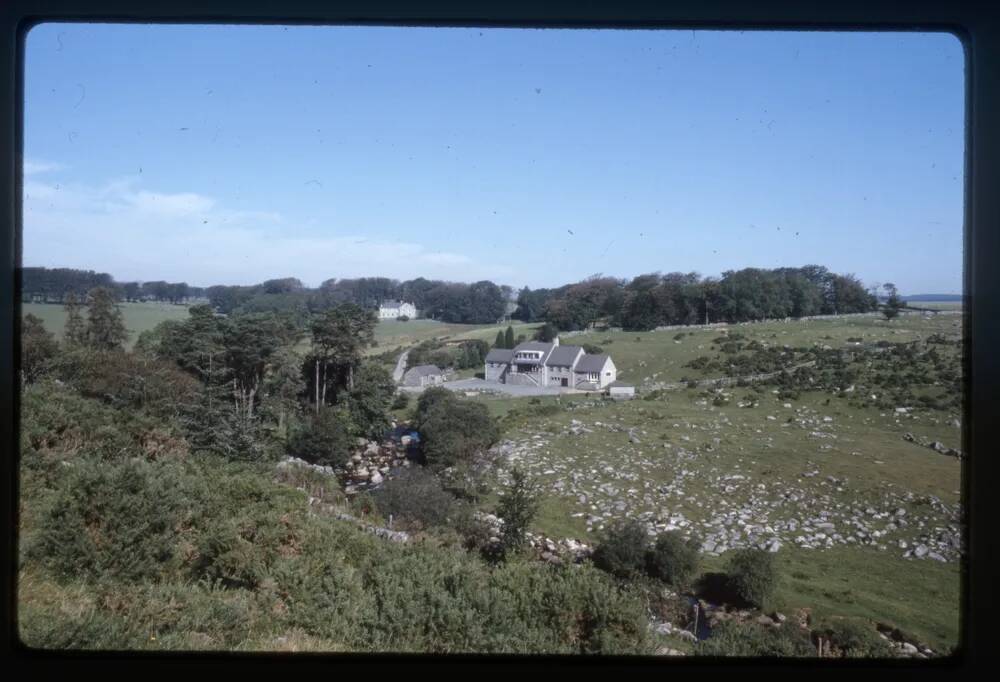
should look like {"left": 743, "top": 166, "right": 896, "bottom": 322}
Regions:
{"left": 1, "top": 1, "right": 996, "bottom": 674}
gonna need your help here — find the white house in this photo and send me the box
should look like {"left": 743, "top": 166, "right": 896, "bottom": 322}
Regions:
{"left": 378, "top": 300, "right": 417, "bottom": 319}
{"left": 484, "top": 336, "right": 617, "bottom": 390}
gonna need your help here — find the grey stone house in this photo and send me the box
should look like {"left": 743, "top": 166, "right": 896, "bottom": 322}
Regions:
{"left": 484, "top": 337, "right": 617, "bottom": 390}
{"left": 402, "top": 364, "right": 444, "bottom": 387}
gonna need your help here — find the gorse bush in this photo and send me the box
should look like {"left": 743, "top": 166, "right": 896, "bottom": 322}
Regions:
{"left": 370, "top": 467, "right": 462, "bottom": 530}
{"left": 726, "top": 549, "right": 777, "bottom": 608}
{"left": 696, "top": 621, "right": 815, "bottom": 657}
{"left": 645, "top": 532, "right": 700, "bottom": 587}
{"left": 819, "top": 618, "right": 894, "bottom": 658}
{"left": 20, "top": 372, "right": 657, "bottom": 654}
{"left": 30, "top": 458, "right": 193, "bottom": 583}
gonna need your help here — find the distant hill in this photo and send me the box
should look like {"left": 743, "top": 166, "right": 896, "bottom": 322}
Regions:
{"left": 902, "top": 294, "right": 963, "bottom": 302}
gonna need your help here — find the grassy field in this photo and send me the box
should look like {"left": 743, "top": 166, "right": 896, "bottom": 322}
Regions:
{"left": 565, "top": 312, "right": 963, "bottom": 387}
{"left": 24, "top": 303, "right": 539, "bottom": 359}
{"left": 22, "top": 302, "right": 192, "bottom": 349}
{"left": 460, "top": 312, "right": 964, "bottom": 652}
{"left": 905, "top": 300, "right": 963, "bottom": 311}
{"left": 369, "top": 319, "right": 539, "bottom": 355}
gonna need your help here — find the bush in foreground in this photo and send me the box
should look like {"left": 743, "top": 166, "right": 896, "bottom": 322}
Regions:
{"left": 591, "top": 519, "right": 649, "bottom": 579}
{"left": 646, "top": 532, "right": 700, "bottom": 588}
{"left": 30, "top": 458, "right": 192, "bottom": 583}
{"left": 819, "top": 618, "right": 894, "bottom": 658}
{"left": 695, "top": 621, "right": 815, "bottom": 657}
{"left": 370, "top": 467, "right": 461, "bottom": 530}
{"left": 414, "top": 387, "right": 500, "bottom": 470}
{"left": 726, "top": 548, "right": 776, "bottom": 608}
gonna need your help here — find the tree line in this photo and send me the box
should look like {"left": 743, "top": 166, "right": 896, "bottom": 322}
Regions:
{"left": 21, "top": 267, "right": 202, "bottom": 304}
{"left": 202, "top": 276, "right": 513, "bottom": 325}
{"left": 24, "top": 263, "right": 881, "bottom": 334}
{"left": 514, "top": 266, "right": 879, "bottom": 331}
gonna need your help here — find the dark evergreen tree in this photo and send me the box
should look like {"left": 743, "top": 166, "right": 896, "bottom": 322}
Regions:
{"left": 494, "top": 467, "right": 540, "bottom": 561}
{"left": 84, "top": 287, "right": 129, "bottom": 350}
{"left": 346, "top": 362, "right": 396, "bottom": 440}
{"left": 882, "top": 283, "right": 905, "bottom": 320}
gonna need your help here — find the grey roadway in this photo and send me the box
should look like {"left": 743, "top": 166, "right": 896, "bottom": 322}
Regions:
{"left": 392, "top": 349, "right": 409, "bottom": 383}
{"left": 401, "top": 377, "right": 592, "bottom": 397}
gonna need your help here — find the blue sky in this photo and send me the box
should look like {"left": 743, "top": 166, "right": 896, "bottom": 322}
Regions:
{"left": 23, "top": 24, "right": 964, "bottom": 294}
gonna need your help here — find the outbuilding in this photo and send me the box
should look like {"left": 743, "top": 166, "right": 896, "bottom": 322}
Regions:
{"left": 607, "top": 381, "right": 636, "bottom": 400}
{"left": 402, "top": 364, "right": 445, "bottom": 388}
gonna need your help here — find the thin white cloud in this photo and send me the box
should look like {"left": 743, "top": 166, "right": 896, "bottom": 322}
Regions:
{"left": 24, "top": 159, "right": 67, "bottom": 175}
{"left": 22, "top": 177, "right": 512, "bottom": 286}
{"left": 125, "top": 190, "right": 216, "bottom": 217}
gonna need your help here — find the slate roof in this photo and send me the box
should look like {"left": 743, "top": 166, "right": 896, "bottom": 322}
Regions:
{"left": 574, "top": 354, "right": 610, "bottom": 373}
{"left": 381, "top": 300, "right": 412, "bottom": 310}
{"left": 485, "top": 348, "right": 514, "bottom": 363}
{"left": 511, "top": 341, "right": 553, "bottom": 353}
{"left": 511, "top": 341, "right": 556, "bottom": 365}
{"left": 546, "top": 345, "right": 584, "bottom": 367}
{"left": 404, "top": 364, "right": 442, "bottom": 378}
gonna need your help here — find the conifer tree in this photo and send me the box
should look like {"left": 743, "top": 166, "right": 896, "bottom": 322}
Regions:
{"left": 63, "top": 292, "right": 87, "bottom": 346}
{"left": 85, "top": 287, "right": 128, "bottom": 350}
{"left": 504, "top": 325, "right": 515, "bottom": 349}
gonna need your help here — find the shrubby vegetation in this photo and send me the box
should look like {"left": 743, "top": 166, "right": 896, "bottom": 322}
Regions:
{"left": 591, "top": 523, "right": 702, "bottom": 590}
{"left": 17, "top": 267, "right": 939, "bottom": 656}
{"left": 287, "top": 408, "right": 354, "bottom": 466}
{"left": 816, "top": 619, "right": 894, "bottom": 658}
{"left": 370, "top": 467, "right": 464, "bottom": 530}
{"left": 408, "top": 338, "right": 490, "bottom": 370}
{"left": 681, "top": 333, "right": 962, "bottom": 413}
{"left": 725, "top": 549, "right": 777, "bottom": 608}
{"left": 413, "top": 387, "right": 500, "bottom": 471}
{"left": 646, "top": 532, "right": 701, "bottom": 588}
{"left": 695, "top": 621, "right": 815, "bottom": 657}
{"left": 591, "top": 519, "right": 650, "bottom": 579}
{"left": 18, "top": 377, "right": 654, "bottom": 653}
{"left": 20, "top": 296, "right": 661, "bottom": 654}
{"left": 491, "top": 467, "right": 541, "bottom": 562}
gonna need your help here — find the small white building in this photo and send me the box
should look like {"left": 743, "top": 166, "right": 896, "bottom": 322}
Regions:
{"left": 379, "top": 300, "right": 417, "bottom": 319}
